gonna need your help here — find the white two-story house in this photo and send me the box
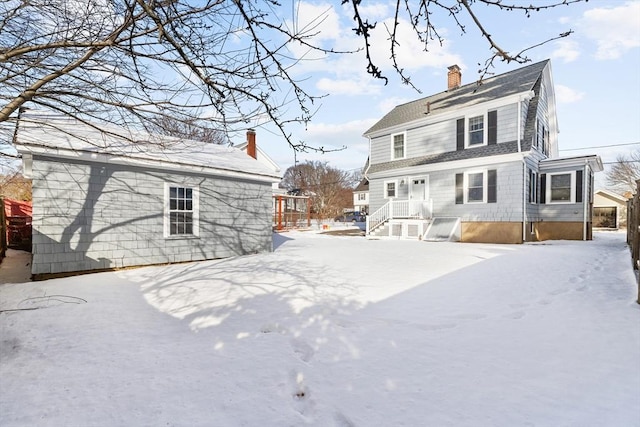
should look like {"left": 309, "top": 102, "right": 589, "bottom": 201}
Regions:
{"left": 353, "top": 178, "right": 369, "bottom": 214}
{"left": 364, "top": 60, "right": 602, "bottom": 243}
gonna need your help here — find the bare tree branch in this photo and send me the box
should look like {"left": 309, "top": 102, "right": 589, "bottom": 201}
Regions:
{"left": 1, "top": 0, "right": 586, "bottom": 154}
{"left": 606, "top": 150, "right": 640, "bottom": 194}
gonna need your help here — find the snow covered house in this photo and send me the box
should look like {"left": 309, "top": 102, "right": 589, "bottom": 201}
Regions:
{"left": 14, "top": 113, "right": 281, "bottom": 278}
{"left": 363, "top": 60, "right": 603, "bottom": 243}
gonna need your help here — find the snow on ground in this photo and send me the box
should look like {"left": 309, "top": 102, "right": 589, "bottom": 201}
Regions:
{"left": 1, "top": 230, "right": 638, "bottom": 427}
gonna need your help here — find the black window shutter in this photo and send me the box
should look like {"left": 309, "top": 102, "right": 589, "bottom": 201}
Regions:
{"left": 576, "top": 170, "right": 583, "bottom": 203}
{"left": 488, "top": 169, "right": 497, "bottom": 203}
{"left": 540, "top": 174, "right": 546, "bottom": 204}
{"left": 456, "top": 118, "right": 465, "bottom": 151}
{"left": 488, "top": 110, "right": 497, "bottom": 145}
{"left": 455, "top": 173, "right": 464, "bottom": 204}
{"left": 528, "top": 169, "right": 533, "bottom": 203}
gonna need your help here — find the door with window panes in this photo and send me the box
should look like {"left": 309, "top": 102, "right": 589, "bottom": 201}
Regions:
{"left": 409, "top": 177, "right": 428, "bottom": 217}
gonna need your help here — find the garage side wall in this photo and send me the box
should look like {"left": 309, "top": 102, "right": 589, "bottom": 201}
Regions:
{"left": 30, "top": 156, "right": 273, "bottom": 276}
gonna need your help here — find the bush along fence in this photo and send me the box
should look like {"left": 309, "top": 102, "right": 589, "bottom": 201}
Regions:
{"left": 626, "top": 180, "right": 640, "bottom": 304}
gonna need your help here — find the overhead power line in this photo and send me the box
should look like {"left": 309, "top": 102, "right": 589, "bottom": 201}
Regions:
{"left": 560, "top": 142, "right": 640, "bottom": 151}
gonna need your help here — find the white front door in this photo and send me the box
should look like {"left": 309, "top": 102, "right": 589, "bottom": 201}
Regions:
{"left": 409, "top": 177, "right": 428, "bottom": 216}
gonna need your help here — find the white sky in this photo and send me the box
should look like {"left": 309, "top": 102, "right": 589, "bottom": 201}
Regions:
{"left": 244, "top": 1, "right": 640, "bottom": 188}
{"left": 0, "top": 229, "right": 638, "bottom": 425}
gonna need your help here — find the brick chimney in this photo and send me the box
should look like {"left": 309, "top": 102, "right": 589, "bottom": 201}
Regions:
{"left": 447, "top": 65, "right": 461, "bottom": 90}
{"left": 246, "top": 129, "right": 257, "bottom": 159}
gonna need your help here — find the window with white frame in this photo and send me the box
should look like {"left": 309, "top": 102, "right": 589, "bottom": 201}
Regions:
{"left": 392, "top": 133, "right": 405, "bottom": 159}
{"left": 357, "top": 193, "right": 366, "bottom": 201}
{"left": 468, "top": 115, "right": 484, "bottom": 146}
{"left": 467, "top": 172, "right": 484, "bottom": 202}
{"left": 385, "top": 181, "right": 396, "bottom": 198}
{"left": 455, "top": 170, "right": 497, "bottom": 204}
{"left": 528, "top": 169, "right": 537, "bottom": 203}
{"left": 165, "top": 184, "right": 199, "bottom": 237}
{"left": 549, "top": 173, "right": 572, "bottom": 202}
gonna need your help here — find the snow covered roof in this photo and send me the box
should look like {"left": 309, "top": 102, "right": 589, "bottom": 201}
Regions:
{"left": 13, "top": 113, "right": 281, "bottom": 183}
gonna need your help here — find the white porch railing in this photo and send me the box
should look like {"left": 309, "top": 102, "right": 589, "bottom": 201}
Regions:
{"left": 366, "top": 199, "right": 432, "bottom": 233}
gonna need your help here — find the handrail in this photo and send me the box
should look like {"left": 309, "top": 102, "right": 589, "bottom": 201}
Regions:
{"left": 367, "top": 199, "right": 432, "bottom": 234}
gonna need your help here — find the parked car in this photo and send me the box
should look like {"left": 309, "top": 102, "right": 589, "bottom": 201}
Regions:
{"left": 334, "top": 212, "right": 365, "bottom": 222}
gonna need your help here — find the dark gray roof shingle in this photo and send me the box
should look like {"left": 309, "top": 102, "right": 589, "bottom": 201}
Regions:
{"left": 364, "top": 60, "right": 549, "bottom": 136}
{"left": 368, "top": 141, "right": 520, "bottom": 174}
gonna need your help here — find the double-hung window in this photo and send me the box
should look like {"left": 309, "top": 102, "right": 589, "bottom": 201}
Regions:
{"left": 468, "top": 116, "right": 484, "bottom": 146}
{"left": 550, "top": 173, "right": 572, "bottom": 202}
{"left": 457, "top": 111, "right": 496, "bottom": 150}
{"left": 358, "top": 193, "right": 366, "bottom": 201}
{"left": 540, "top": 171, "right": 582, "bottom": 204}
{"left": 385, "top": 181, "right": 397, "bottom": 198}
{"left": 165, "top": 184, "right": 199, "bottom": 237}
{"left": 467, "top": 172, "right": 484, "bottom": 202}
{"left": 455, "top": 170, "right": 497, "bottom": 204}
{"left": 392, "top": 133, "right": 405, "bottom": 159}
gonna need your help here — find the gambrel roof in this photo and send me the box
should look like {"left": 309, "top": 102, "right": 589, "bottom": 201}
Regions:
{"left": 364, "top": 60, "right": 549, "bottom": 136}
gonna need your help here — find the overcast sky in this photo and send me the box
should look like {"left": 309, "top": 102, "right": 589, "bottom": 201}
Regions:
{"left": 244, "top": 0, "right": 640, "bottom": 188}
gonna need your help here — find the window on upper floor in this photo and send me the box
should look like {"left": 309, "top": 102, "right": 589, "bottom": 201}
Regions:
{"left": 468, "top": 116, "right": 484, "bottom": 146}
{"left": 385, "top": 181, "right": 397, "bottom": 198}
{"left": 391, "top": 132, "right": 405, "bottom": 159}
{"left": 164, "top": 183, "right": 199, "bottom": 237}
{"left": 358, "top": 193, "right": 366, "bottom": 201}
{"left": 455, "top": 170, "right": 497, "bottom": 204}
{"left": 457, "top": 111, "right": 496, "bottom": 151}
{"left": 536, "top": 119, "right": 548, "bottom": 154}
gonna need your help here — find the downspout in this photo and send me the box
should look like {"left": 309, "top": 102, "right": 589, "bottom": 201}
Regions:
{"left": 518, "top": 98, "right": 526, "bottom": 243}
{"left": 583, "top": 160, "right": 588, "bottom": 240}
{"left": 522, "top": 159, "right": 527, "bottom": 243}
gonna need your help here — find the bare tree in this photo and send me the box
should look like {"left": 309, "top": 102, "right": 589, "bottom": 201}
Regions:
{"left": 148, "top": 116, "right": 227, "bottom": 145}
{"left": 281, "top": 161, "right": 353, "bottom": 220}
{"left": 0, "top": 171, "right": 32, "bottom": 201}
{"left": 606, "top": 150, "right": 640, "bottom": 195}
{"left": 1, "top": 0, "right": 583, "bottom": 151}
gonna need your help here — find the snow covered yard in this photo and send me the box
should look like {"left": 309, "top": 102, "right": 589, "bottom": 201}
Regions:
{"left": 1, "top": 230, "right": 638, "bottom": 427}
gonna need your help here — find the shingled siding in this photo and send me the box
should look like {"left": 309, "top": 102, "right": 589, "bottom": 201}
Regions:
{"left": 30, "top": 156, "right": 273, "bottom": 276}
{"left": 368, "top": 160, "right": 524, "bottom": 222}
{"left": 369, "top": 103, "right": 521, "bottom": 166}
{"left": 430, "top": 161, "right": 524, "bottom": 221}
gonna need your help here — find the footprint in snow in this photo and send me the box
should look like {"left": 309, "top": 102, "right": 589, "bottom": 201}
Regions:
{"left": 503, "top": 311, "right": 526, "bottom": 320}
{"left": 291, "top": 338, "right": 315, "bottom": 363}
{"left": 416, "top": 323, "right": 457, "bottom": 331}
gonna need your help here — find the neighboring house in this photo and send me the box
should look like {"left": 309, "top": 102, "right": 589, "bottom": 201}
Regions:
{"left": 353, "top": 178, "right": 369, "bottom": 214}
{"left": 363, "top": 60, "right": 602, "bottom": 243}
{"left": 594, "top": 189, "right": 628, "bottom": 229}
{"left": 14, "top": 113, "right": 281, "bottom": 278}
